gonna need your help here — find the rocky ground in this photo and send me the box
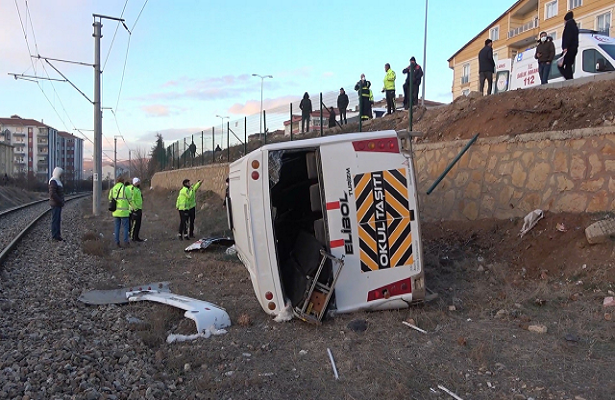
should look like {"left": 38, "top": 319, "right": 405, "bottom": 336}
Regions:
{"left": 0, "top": 187, "right": 46, "bottom": 212}
{"left": 2, "top": 190, "right": 612, "bottom": 399}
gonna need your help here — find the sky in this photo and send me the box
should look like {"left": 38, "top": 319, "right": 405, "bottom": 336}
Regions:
{"left": 0, "top": 0, "right": 514, "bottom": 163}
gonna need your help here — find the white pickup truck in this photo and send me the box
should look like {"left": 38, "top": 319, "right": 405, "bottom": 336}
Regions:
{"left": 226, "top": 130, "right": 426, "bottom": 323}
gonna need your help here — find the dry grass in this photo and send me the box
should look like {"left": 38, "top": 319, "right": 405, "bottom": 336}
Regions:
{"left": 81, "top": 231, "right": 106, "bottom": 257}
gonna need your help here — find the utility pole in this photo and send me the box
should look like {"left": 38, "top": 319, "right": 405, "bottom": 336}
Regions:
{"left": 113, "top": 136, "right": 117, "bottom": 184}
{"left": 93, "top": 18, "right": 103, "bottom": 215}
{"left": 421, "top": 0, "right": 429, "bottom": 106}
{"left": 128, "top": 150, "right": 131, "bottom": 178}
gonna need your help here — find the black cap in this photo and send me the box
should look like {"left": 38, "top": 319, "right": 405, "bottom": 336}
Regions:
{"left": 564, "top": 11, "right": 573, "bottom": 21}
{"left": 410, "top": 56, "right": 416, "bottom": 62}
{"left": 340, "top": 87, "right": 344, "bottom": 91}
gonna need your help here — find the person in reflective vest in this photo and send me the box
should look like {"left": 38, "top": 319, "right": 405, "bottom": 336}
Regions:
{"left": 176, "top": 178, "right": 202, "bottom": 240}
{"left": 128, "top": 177, "right": 144, "bottom": 242}
{"left": 354, "top": 74, "right": 373, "bottom": 121}
{"left": 109, "top": 175, "right": 133, "bottom": 247}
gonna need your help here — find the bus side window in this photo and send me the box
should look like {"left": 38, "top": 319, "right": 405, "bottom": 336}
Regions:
{"left": 583, "top": 49, "right": 615, "bottom": 72}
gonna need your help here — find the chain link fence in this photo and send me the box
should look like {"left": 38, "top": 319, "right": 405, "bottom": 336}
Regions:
{"left": 161, "top": 87, "right": 369, "bottom": 170}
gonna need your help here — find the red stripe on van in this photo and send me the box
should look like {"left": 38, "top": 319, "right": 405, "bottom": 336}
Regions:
{"left": 326, "top": 201, "right": 340, "bottom": 210}
{"left": 330, "top": 239, "right": 345, "bottom": 248}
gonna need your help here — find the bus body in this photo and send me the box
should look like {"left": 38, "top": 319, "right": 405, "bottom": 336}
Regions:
{"left": 494, "top": 30, "right": 615, "bottom": 94}
{"left": 227, "top": 130, "right": 425, "bottom": 318}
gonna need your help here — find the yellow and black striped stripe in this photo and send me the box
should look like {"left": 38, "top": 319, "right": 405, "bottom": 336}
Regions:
{"left": 354, "top": 168, "right": 415, "bottom": 272}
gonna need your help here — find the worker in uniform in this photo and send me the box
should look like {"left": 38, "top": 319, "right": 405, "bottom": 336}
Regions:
{"left": 176, "top": 178, "right": 202, "bottom": 240}
{"left": 128, "top": 177, "right": 144, "bottom": 242}
{"left": 109, "top": 176, "right": 132, "bottom": 247}
{"left": 354, "top": 74, "right": 374, "bottom": 121}
{"left": 382, "top": 63, "right": 396, "bottom": 115}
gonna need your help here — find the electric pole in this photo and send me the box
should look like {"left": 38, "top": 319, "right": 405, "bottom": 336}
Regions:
{"left": 113, "top": 136, "right": 117, "bottom": 184}
{"left": 93, "top": 18, "right": 102, "bottom": 215}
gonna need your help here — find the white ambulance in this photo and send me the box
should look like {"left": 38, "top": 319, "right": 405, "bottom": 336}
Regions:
{"left": 494, "top": 29, "right": 615, "bottom": 93}
{"left": 226, "top": 130, "right": 425, "bottom": 322}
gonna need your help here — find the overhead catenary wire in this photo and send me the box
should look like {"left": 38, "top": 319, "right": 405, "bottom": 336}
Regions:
{"left": 103, "top": 0, "right": 130, "bottom": 71}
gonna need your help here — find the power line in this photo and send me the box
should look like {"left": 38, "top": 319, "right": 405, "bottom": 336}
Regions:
{"left": 14, "top": 0, "right": 37, "bottom": 74}
{"left": 102, "top": 0, "right": 130, "bottom": 71}
{"left": 114, "top": 0, "right": 148, "bottom": 113}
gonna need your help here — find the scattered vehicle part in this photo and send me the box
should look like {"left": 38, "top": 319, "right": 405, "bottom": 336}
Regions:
{"left": 402, "top": 320, "right": 427, "bottom": 334}
{"left": 556, "top": 223, "right": 568, "bottom": 232}
{"left": 438, "top": 385, "right": 464, "bottom": 400}
{"left": 78, "top": 282, "right": 171, "bottom": 305}
{"left": 127, "top": 290, "right": 231, "bottom": 333}
{"left": 166, "top": 327, "right": 227, "bottom": 343}
{"left": 520, "top": 209, "right": 544, "bottom": 238}
{"left": 326, "top": 348, "right": 339, "bottom": 380}
{"left": 227, "top": 129, "right": 427, "bottom": 321}
{"left": 184, "top": 237, "right": 235, "bottom": 252}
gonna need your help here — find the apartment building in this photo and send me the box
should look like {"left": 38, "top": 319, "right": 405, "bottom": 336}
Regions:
{"left": 0, "top": 142, "right": 14, "bottom": 178}
{"left": 55, "top": 131, "right": 84, "bottom": 184}
{"left": 448, "top": 0, "right": 615, "bottom": 98}
{"left": 0, "top": 115, "right": 57, "bottom": 180}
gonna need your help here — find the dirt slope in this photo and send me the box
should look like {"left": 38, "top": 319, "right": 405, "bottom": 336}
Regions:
{"left": 352, "top": 79, "right": 615, "bottom": 142}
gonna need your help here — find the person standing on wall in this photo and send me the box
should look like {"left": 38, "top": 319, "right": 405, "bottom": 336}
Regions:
{"left": 109, "top": 175, "right": 132, "bottom": 248}
{"left": 328, "top": 106, "right": 337, "bottom": 128}
{"left": 403, "top": 57, "right": 423, "bottom": 108}
{"left": 382, "top": 63, "right": 396, "bottom": 115}
{"left": 129, "top": 177, "right": 144, "bottom": 242}
{"left": 559, "top": 11, "right": 579, "bottom": 80}
{"left": 535, "top": 31, "right": 555, "bottom": 84}
{"left": 299, "top": 92, "right": 312, "bottom": 133}
{"left": 354, "top": 74, "right": 373, "bottom": 121}
{"left": 478, "top": 39, "right": 496, "bottom": 95}
{"left": 49, "top": 167, "right": 65, "bottom": 242}
{"left": 337, "top": 88, "right": 349, "bottom": 124}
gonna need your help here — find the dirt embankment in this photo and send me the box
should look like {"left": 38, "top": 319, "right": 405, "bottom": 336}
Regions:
{"left": 351, "top": 79, "right": 615, "bottom": 141}
{"left": 0, "top": 186, "right": 47, "bottom": 211}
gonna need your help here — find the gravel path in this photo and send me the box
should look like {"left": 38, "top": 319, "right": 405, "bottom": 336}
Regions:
{"left": 0, "top": 202, "right": 51, "bottom": 252}
{"left": 0, "top": 199, "right": 174, "bottom": 400}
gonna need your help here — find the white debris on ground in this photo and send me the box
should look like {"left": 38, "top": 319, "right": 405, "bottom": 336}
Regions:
{"left": 519, "top": 209, "right": 544, "bottom": 238}
{"left": 273, "top": 300, "right": 294, "bottom": 322}
{"left": 166, "top": 326, "right": 228, "bottom": 343}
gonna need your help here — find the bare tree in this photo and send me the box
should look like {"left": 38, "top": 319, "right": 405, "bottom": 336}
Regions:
{"left": 130, "top": 146, "right": 152, "bottom": 182}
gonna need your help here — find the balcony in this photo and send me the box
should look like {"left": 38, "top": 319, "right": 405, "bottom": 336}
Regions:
{"left": 508, "top": 17, "right": 539, "bottom": 39}
{"left": 13, "top": 131, "right": 26, "bottom": 136}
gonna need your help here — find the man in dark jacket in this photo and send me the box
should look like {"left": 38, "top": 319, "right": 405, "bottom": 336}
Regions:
{"left": 299, "top": 92, "right": 312, "bottom": 133}
{"left": 337, "top": 88, "right": 349, "bottom": 124}
{"left": 49, "top": 167, "right": 65, "bottom": 241}
{"left": 328, "top": 107, "right": 336, "bottom": 128}
{"left": 535, "top": 31, "right": 556, "bottom": 84}
{"left": 478, "top": 39, "right": 496, "bottom": 95}
{"left": 402, "top": 57, "right": 423, "bottom": 108}
{"left": 559, "top": 11, "right": 579, "bottom": 80}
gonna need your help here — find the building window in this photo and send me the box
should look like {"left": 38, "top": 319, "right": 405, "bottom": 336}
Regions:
{"left": 597, "top": 12, "right": 611, "bottom": 35}
{"left": 493, "top": 52, "right": 499, "bottom": 67}
{"left": 490, "top": 26, "right": 500, "bottom": 41}
{"left": 462, "top": 89, "right": 470, "bottom": 96}
{"left": 545, "top": 0, "right": 558, "bottom": 19}
{"left": 548, "top": 30, "right": 557, "bottom": 40}
{"left": 461, "top": 63, "right": 470, "bottom": 84}
{"left": 568, "top": 0, "right": 582, "bottom": 9}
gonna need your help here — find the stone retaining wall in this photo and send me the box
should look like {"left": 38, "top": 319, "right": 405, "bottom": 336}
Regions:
{"left": 151, "top": 164, "right": 229, "bottom": 198}
{"left": 151, "top": 127, "right": 615, "bottom": 221}
{"left": 415, "top": 127, "right": 615, "bottom": 221}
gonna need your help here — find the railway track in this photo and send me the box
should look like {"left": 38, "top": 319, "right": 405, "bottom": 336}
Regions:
{"left": 0, "top": 193, "right": 90, "bottom": 265}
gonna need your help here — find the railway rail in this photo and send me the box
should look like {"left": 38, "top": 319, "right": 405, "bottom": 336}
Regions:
{"left": 0, "top": 193, "right": 90, "bottom": 265}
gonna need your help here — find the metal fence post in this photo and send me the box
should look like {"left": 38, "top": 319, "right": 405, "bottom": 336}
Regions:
{"left": 263, "top": 110, "right": 267, "bottom": 145}
{"left": 212, "top": 127, "right": 215, "bottom": 164}
{"left": 320, "top": 92, "right": 323, "bottom": 136}
{"left": 227, "top": 121, "right": 230, "bottom": 162}
{"left": 191, "top": 134, "right": 194, "bottom": 167}
{"left": 244, "top": 116, "right": 247, "bottom": 155}
{"left": 201, "top": 131, "right": 204, "bottom": 165}
{"left": 290, "top": 103, "right": 293, "bottom": 141}
{"left": 359, "top": 90, "right": 363, "bottom": 132}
